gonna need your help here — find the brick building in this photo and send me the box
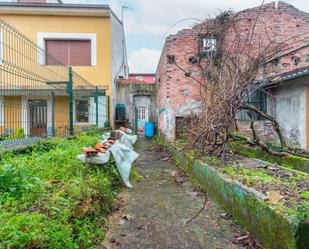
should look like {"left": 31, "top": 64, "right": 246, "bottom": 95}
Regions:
{"left": 156, "top": 1, "right": 309, "bottom": 147}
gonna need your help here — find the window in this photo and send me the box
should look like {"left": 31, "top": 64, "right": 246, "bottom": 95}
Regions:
{"left": 202, "top": 37, "right": 217, "bottom": 53}
{"left": 45, "top": 39, "right": 91, "bottom": 66}
{"left": 137, "top": 107, "right": 147, "bottom": 120}
{"left": 199, "top": 35, "right": 217, "bottom": 56}
{"left": 167, "top": 55, "right": 175, "bottom": 64}
{"left": 75, "top": 100, "right": 89, "bottom": 123}
{"left": 291, "top": 56, "right": 300, "bottom": 66}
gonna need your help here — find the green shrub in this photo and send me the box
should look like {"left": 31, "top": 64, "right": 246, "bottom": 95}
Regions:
{"left": 0, "top": 132, "right": 122, "bottom": 248}
{"left": 0, "top": 164, "right": 42, "bottom": 200}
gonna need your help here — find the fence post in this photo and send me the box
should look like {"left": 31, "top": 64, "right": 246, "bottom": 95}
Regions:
{"left": 107, "top": 95, "right": 111, "bottom": 128}
{"left": 95, "top": 87, "right": 99, "bottom": 127}
{"left": 68, "top": 67, "right": 74, "bottom": 136}
{"left": 51, "top": 92, "right": 55, "bottom": 137}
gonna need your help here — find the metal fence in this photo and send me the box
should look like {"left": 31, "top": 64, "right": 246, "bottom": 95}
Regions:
{"left": 0, "top": 19, "right": 109, "bottom": 146}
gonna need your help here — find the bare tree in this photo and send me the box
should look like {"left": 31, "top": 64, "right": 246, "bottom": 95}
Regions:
{"left": 173, "top": 9, "right": 290, "bottom": 158}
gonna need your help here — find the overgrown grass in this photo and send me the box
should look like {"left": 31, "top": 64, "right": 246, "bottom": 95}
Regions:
{"left": 0, "top": 132, "right": 123, "bottom": 249}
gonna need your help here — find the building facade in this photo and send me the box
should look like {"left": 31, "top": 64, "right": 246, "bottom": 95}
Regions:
{"left": 116, "top": 78, "right": 156, "bottom": 134}
{"left": 129, "top": 73, "right": 155, "bottom": 84}
{"left": 0, "top": 1, "right": 128, "bottom": 138}
{"left": 156, "top": 1, "right": 309, "bottom": 147}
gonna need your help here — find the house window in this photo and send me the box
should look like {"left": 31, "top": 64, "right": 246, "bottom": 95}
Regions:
{"left": 200, "top": 36, "right": 217, "bottom": 54}
{"left": 75, "top": 99, "right": 89, "bottom": 123}
{"left": 291, "top": 56, "right": 300, "bottom": 66}
{"left": 45, "top": 39, "right": 91, "bottom": 66}
{"left": 137, "top": 107, "right": 147, "bottom": 120}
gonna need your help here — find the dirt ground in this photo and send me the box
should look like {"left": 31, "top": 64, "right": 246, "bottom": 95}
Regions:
{"left": 103, "top": 140, "right": 259, "bottom": 249}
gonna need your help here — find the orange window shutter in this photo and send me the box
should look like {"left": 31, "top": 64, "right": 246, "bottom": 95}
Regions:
{"left": 45, "top": 40, "right": 69, "bottom": 65}
{"left": 69, "top": 40, "right": 92, "bottom": 66}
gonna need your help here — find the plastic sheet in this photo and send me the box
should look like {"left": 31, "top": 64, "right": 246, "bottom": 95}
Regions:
{"left": 117, "top": 130, "right": 137, "bottom": 149}
{"left": 110, "top": 141, "right": 139, "bottom": 188}
{"left": 77, "top": 131, "right": 139, "bottom": 188}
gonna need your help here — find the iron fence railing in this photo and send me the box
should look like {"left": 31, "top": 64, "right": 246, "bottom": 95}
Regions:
{"left": 0, "top": 18, "right": 109, "bottom": 145}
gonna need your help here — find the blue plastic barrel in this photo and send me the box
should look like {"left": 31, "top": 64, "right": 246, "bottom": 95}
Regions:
{"left": 116, "top": 104, "right": 126, "bottom": 120}
{"left": 145, "top": 122, "right": 155, "bottom": 138}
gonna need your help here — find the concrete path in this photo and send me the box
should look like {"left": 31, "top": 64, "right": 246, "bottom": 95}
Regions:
{"left": 103, "top": 140, "right": 247, "bottom": 249}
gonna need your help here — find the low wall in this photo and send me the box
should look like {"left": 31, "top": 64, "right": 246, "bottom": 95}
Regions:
{"left": 231, "top": 142, "right": 309, "bottom": 174}
{"left": 158, "top": 141, "right": 308, "bottom": 249}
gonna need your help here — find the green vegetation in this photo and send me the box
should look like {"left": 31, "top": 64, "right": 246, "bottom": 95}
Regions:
{"left": 0, "top": 132, "right": 123, "bottom": 249}
{"left": 156, "top": 137, "right": 309, "bottom": 248}
{"left": 0, "top": 128, "right": 26, "bottom": 141}
{"left": 231, "top": 141, "right": 309, "bottom": 173}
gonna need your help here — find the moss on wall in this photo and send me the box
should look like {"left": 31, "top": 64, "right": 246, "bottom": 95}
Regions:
{"left": 157, "top": 139, "right": 308, "bottom": 249}
{"left": 231, "top": 142, "right": 309, "bottom": 174}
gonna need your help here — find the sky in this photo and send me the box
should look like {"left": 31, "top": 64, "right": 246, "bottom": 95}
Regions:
{"left": 17, "top": 0, "right": 309, "bottom": 73}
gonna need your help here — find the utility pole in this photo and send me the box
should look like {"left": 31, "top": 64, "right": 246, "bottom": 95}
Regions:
{"left": 121, "top": 5, "right": 128, "bottom": 23}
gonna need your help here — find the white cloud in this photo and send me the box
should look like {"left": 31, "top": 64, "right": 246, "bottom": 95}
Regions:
{"left": 128, "top": 48, "right": 161, "bottom": 73}
{"left": 17, "top": 0, "right": 309, "bottom": 72}
{"left": 118, "top": 0, "right": 309, "bottom": 38}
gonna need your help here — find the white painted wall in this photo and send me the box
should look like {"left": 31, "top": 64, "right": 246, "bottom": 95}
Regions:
{"left": 111, "top": 15, "right": 128, "bottom": 127}
{"left": 89, "top": 96, "right": 107, "bottom": 128}
{"left": 272, "top": 82, "right": 307, "bottom": 148}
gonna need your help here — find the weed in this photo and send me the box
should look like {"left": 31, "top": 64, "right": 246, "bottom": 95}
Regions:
{"left": 0, "top": 132, "right": 122, "bottom": 248}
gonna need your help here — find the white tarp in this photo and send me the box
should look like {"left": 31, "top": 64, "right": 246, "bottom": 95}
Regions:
{"left": 117, "top": 130, "right": 137, "bottom": 149}
{"left": 77, "top": 131, "right": 139, "bottom": 188}
{"left": 110, "top": 141, "right": 139, "bottom": 188}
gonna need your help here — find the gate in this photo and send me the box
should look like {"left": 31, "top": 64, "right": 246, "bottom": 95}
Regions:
{"left": 29, "top": 99, "right": 47, "bottom": 137}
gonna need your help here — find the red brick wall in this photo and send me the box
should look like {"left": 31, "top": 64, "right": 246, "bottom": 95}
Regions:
{"left": 156, "top": 1, "right": 309, "bottom": 142}
{"left": 234, "top": 2, "right": 309, "bottom": 77}
{"left": 156, "top": 28, "right": 205, "bottom": 141}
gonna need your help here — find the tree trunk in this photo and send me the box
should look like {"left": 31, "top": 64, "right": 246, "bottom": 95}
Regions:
{"left": 242, "top": 103, "right": 287, "bottom": 149}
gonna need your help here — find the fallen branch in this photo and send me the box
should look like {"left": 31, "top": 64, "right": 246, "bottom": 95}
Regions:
{"left": 186, "top": 193, "right": 208, "bottom": 224}
{"left": 242, "top": 103, "right": 287, "bottom": 149}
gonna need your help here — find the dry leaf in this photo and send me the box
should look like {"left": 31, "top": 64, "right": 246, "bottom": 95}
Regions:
{"left": 122, "top": 214, "right": 134, "bottom": 221}
{"left": 169, "top": 170, "right": 178, "bottom": 177}
{"left": 266, "top": 190, "right": 284, "bottom": 205}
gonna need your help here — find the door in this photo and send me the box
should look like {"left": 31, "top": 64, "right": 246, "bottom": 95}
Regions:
{"left": 136, "top": 106, "right": 149, "bottom": 133}
{"left": 29, "top": 99, "right": 47, "bottom": 137}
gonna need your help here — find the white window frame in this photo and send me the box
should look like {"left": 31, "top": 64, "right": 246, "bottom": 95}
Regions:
{"left": 37, "top": 32, "right": 97, "bottom": 66}
{"left": 202, "top": 37, "right": 217, "bottom": 53}
{"left": 137, "top": 106, "right": 149, "bottom": 122}
{"left": 74, "top": 98, "right": 91, "bottom": 125}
